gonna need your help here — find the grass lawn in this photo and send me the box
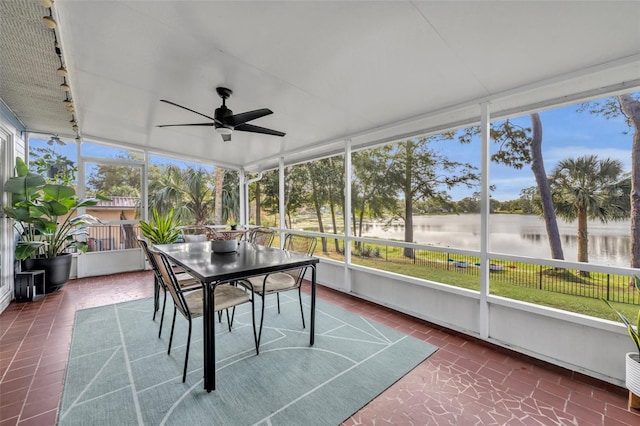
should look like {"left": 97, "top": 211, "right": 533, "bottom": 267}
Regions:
{"left": 315, "top": 241, "right": 638, "bottom": 322}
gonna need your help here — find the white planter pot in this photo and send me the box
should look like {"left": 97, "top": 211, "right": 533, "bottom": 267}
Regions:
{"left": 626, "top": 352, "right": 640, "bottom": 395}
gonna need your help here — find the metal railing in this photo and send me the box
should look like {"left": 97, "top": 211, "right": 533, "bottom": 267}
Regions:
{"left": 85, "top": 223, "right": 142, "bottom": 252}
{"left": 284, "top": 232, "right": 639, "bottom": 306}
{"left": 81, "top": 225, "right": 639, "bottom": 306}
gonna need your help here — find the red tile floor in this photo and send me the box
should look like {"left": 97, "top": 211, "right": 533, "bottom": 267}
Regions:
{"left": 1, "top": 271, "right": 639, "bottom": 425}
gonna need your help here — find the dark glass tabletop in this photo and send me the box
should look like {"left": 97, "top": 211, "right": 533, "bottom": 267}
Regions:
{"left": 155, "top": 241, "right": 319, "bottom": 284}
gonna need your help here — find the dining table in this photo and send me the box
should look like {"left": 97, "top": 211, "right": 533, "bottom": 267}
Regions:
{"left": 155, "top": 240, "right": 319, "bottom": 392}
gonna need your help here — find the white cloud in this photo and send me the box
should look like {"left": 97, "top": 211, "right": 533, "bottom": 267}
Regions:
{"left": 544, "top": 146, "right": 633, "bottom": 172}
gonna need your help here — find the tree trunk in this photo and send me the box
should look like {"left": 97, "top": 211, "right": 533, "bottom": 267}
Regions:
{"left": 403, "top": 196, "right": 414, "bottom": 259}
{"left": 403, "top": 146, "right": 414, "bottom": 259}
{"left": 530, "top": 113, "right": 565, "bottom": 260}
{"left": 214, "top": 168, "right": 224, "bottom": 225}
{"left": 328, "top": 191, "right": 339, "bottom": 253}
{"left": 577, "top": 206, "right": 590, "bottom": 277}
{"left": 618, "top": 94, "right": 640, "bottom": 272}
{"left": 255, "top": 182, "right": 261, "bottom": 226}
{"left": 310, "top": 179, "right": 327, "bottom": 252}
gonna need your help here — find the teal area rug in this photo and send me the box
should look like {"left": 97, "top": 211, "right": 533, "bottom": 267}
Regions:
{"left": 60, "top": 293, "right": 437, "bottom": 425}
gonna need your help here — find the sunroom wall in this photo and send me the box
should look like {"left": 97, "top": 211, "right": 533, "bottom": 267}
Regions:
{"left": 0, "top": 102, "right": 26, "bottom": 312}
{"left": 2, "top": 90, "right": 639, "bottom": 387}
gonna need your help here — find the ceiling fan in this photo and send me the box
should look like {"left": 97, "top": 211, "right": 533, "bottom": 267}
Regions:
{"left": 157, "top": 87, "right": 285, "bottom": 142}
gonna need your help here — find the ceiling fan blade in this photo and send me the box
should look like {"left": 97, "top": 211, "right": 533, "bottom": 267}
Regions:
{"left": 160, "top": 99, "right": 219, "bottom": 123}
{"left": 221, "top": 134, "right": 232, "bottom": 142}
{"left": 235, "top": 123, "right": 285, "bottom": 137}
{"left": 226, "top": 108, "right": 273, "bottom": 126}
{"left": 156, "top": 123, "right": 215, "bottom": 127}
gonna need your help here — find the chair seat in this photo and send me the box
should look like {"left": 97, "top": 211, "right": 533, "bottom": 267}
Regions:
{"left": 183, "top": 284, "right": 251, "bottom": 317}
{"left": 247, "top": 271, "right": 297, "bottom": 293}
{"left": 215, "top": 284, "right": 252, "bottom": 311}
{"left": 176, "top": 273, "right": 200, "bottom": 289}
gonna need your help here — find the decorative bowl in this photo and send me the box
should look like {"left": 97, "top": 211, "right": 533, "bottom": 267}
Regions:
{"left": 211, "top": 239, "right": 238, "bottom": 253}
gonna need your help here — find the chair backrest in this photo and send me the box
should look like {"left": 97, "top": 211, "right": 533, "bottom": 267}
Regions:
{"left": 180, "top": 226, "right": 209, "bottom": 235}
{"left": 282, "top": 234, "right": 317, "bottom": 285}
{"left": 247, "top": 227, "right": 275, "bottom": 247}
{"left": 149, "top": 248, "right": 192, "bottom": 318}
{"left": 283, "top": 233, "right": 317, "bottom": 257}
{"left": 180, "top": 226, "right": 210, "bottom": 242}
{"left": 183, "top": 234, "right": 207, "bottom": 242}
{"left": 137, "top": 237, "right": 166, "bottom": 291}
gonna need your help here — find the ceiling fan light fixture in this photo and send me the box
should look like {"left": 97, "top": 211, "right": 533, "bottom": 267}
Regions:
{"left": 215, "top": 127, "right": 233, "bottom": 135}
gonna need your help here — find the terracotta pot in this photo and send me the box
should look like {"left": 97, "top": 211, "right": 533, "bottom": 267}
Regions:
{"left": 626, "top": 352, "right": 640, "bottom": 396}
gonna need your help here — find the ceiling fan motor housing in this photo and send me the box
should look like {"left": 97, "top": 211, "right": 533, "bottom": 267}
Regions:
{"left": 214, "top": 105, "right": 234, "bottom": 131}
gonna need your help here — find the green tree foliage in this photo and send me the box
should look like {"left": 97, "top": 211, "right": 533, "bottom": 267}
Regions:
{"left": 86, "top": 153, "right": 142, "bottom": 197}
{"left": 147, "top": 164, "right": 186, "bottom": 219}
{"left": 579, "top": 92, "right": 640, "bottom": 271}
{"left": 222, "top": 170, "right": 239, "bottom": 224}
{"left": 306, "top": 156, "right": 345, "bottom": 252}
{"left": 182, "top": 167, "right": 215, "bottom": 225}
{"left": 29, "top": 139, "right": 77, "bottom": 186}
{"left": 255, "top": 166, "right": 309, "bottom": 229}
{"left": 550, "top": 155, "right": 630, "bottom": 275}
{"left": 351, "top": 146, "right": 397, "bottom": 243}
{"left": 257, "top": 170, "right": 280, "bottom": 225}
{"left": 284, "top": 165, "right": 310, "bottom": 228}
{"left": 460, "top": 114, "right": 565, "bottom": 260}
{"left": 388, "top": 136, "right": 479, "bottom": 258}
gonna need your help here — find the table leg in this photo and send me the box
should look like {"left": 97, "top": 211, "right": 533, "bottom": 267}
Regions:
{"left": 203, "top": 281, "right": 216, "bottom": 392}
{"left": 310, "top": 265, "right": 316, "bottom": 346}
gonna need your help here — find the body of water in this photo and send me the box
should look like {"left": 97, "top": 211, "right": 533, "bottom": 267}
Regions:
{"left": 362, "top": 214, "right": 632, "bottom": 267}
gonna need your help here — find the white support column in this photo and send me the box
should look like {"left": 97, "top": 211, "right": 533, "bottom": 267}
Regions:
{"left": 479, "top": 102, "right": 491, "bottom": 339}
{"left": 238, "top": 168, "right": 246, "bottom": 226}
{"left": 141, "top": 151, "right": 148, "bottom": 222}
{"left": 76, "top": 137, "right": 87, "bottom": 278}
{"left": 344, "top": 139, "right": 352, "bottom": 292}
{"left": 278, "top": 157, "right": 286, "bottom": 248}
{"left": 77, "top": 138, "right": 85, "bottom": 199}
{"left": 245, "top": 172, "right": 263, "bottom": 226}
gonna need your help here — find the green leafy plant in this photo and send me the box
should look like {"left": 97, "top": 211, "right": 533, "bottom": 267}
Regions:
{"left": 139, "top": 208, "right": 181, "bottom": 244}
{"left": 603, "top": 276, "right": 640, "bottom": 354}
{"left": 3, "top": 157, "right": 107, "bottom": 260}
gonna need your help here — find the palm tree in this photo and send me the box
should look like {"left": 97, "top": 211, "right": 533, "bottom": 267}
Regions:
{"left": 214, "top": 167, "right": 224, "bottom": 225}
{"left": 147, "top": 165, "right": 214, "bottom": 225}
{"left": 550, "top": 155, "right": 630, "bottom": 276}
{"left": 147, "top": 164, "right": 185, "bottom": 218}
{"left": 182, "top": 167, "right": 215, "bottom": 225}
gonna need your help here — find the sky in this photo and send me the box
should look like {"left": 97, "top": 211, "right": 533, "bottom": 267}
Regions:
{"left": 434, "top": 97, "right": 635, "bottom": 201}
{"left": 30, "top": 94, "right": 636, "bottom": 202}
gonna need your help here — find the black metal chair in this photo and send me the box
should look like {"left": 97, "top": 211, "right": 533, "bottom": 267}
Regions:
{"left": 149, "top": 248, "right": 258, "bottom": 382}
{"left": 246, "top": 227, "right": 275, "bottom": 247}
{"left": 240, "top": 233, "right": 316, "bottom": 347}
{"left": 137, "top": 237, "right": 199, "bottom": 337}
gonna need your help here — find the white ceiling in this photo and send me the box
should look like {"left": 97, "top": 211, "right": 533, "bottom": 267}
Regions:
{"left": 3, "top": 1, "right": 640, "bottom": 172}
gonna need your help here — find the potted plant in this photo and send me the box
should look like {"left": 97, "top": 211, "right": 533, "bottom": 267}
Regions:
{"left": 139, "top": 208, "right": 181, "bottom": 244}
{"left": 603, "top": 275, "right": 640, "bottom": 397}
{"left": 3, "top": 157, "right": 107, "bottom": 292}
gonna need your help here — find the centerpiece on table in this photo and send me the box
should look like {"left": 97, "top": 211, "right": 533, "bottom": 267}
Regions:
{"left": 209, "top": 227, "right": 246, "bottom": 253}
